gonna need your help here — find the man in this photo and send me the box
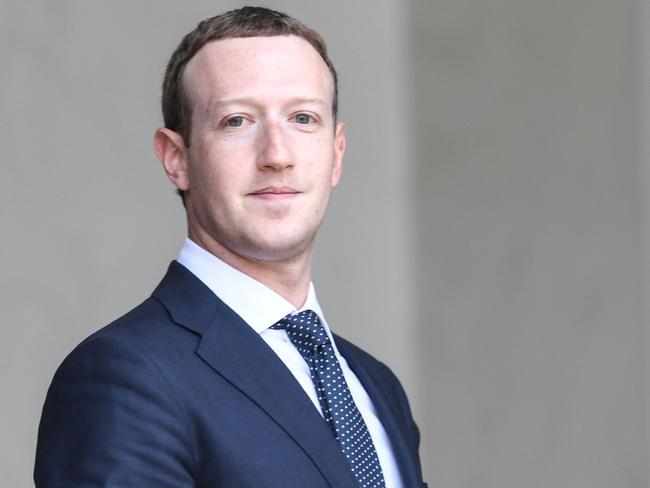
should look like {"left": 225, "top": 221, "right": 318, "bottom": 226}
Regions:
{"left": 35, "top": 7, "right": 425, "bottom": 487}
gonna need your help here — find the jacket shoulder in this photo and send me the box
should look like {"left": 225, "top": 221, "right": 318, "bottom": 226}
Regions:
{"left": 35, "top": 298, "right": 198, "bottom": 487}
{"left": 67, "top": 296, "right": 199, "bottom": 365}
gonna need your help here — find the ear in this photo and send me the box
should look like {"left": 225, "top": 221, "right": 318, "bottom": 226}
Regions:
{"left": 153, "top": 128, "right": 190, "bottom": 191}
{"left": 331, "top": 122, "right": 345, "bottom": 187}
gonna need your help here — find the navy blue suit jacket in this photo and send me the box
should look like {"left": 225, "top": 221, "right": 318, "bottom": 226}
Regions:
{"left": 35, "top": 262, "right": 425, "bottom": 487}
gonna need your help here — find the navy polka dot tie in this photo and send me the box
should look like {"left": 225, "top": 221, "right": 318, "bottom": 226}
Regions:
{"left": 272, "top": 310, "right": 386, "bottom": 488}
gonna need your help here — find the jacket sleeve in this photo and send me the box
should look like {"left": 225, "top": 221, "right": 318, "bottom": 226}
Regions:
{"left": 34, "top": 335, "right": 196, "bottom": 487}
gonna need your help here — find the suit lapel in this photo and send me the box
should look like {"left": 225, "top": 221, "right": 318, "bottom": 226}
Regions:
{"left": 335, "top": 336, "right": 421, "bottom": 487}
{"left": 152, "top": 262, "right": 357, "bottom": 488}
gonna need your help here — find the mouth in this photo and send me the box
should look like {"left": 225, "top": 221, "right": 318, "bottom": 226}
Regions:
{"left": 247, "top": 186, "right": 301, "bottom": 200}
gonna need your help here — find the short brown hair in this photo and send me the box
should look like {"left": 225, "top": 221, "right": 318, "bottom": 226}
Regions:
{"left": 162, "top": 6, "right": 338, "bottom": 146}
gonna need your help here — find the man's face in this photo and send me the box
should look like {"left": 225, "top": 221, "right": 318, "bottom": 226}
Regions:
{"left": 176, "top": 35, "right": 344, "bottom": 263}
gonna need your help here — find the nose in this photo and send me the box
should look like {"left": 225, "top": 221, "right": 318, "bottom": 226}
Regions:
{"left": 257, "top": 121, "right": 293, "bottom": 171}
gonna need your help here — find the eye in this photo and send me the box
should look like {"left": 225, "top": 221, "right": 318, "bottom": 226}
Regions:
{"left": 294, "top": 113, "right": 312, "bottom": 124}
{"left": 225, "top": 116, "right": 244, "bottom": 128}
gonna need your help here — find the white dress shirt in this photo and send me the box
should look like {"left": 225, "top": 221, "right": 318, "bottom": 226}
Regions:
{"left": 177, "top": 238, "right": 404, "bottom": 487}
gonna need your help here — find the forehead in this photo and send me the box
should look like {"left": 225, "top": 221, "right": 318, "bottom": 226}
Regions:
{"left": 182, "top": 36, "right": 334, "bottom": 109}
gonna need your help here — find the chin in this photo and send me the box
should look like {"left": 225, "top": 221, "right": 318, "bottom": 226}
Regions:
{"left": 235, "top": 234, "right": 315, "bottom": 264}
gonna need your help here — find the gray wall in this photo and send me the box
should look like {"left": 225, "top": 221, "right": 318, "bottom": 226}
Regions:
{"left": 412, "top": 0, "right": 647, "bottom": 485}
{"left": 2, "top": 1, "right": 648, "bottom": 486}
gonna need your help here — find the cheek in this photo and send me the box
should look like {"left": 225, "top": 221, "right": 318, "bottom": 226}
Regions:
{"left": 298, "top": 135, "right": 336, "bottom": 168}
{"left": 188, "top": 143, "right": 247, "bottom": 193}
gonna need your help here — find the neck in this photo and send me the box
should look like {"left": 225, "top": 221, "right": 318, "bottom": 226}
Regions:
{"left": 189, "top": 230, "right": 313, "bottom": 309}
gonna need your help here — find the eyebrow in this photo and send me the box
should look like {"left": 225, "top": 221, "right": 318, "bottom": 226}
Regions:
{"left": 207, "top": 96, "right": 329, "bottom": 115}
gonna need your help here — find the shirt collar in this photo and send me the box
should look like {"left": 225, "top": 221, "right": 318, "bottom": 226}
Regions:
{"left": 176, "top": 238, "right": 328, "bottom": 333}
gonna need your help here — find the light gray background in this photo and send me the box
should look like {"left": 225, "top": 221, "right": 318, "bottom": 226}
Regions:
{"left": 2, "top": 1, "right": 649, "bottom": 486}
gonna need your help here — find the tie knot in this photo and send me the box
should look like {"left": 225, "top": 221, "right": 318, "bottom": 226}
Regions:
{"left": 271, "top": 310, "right": 329, "bottom": 356}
